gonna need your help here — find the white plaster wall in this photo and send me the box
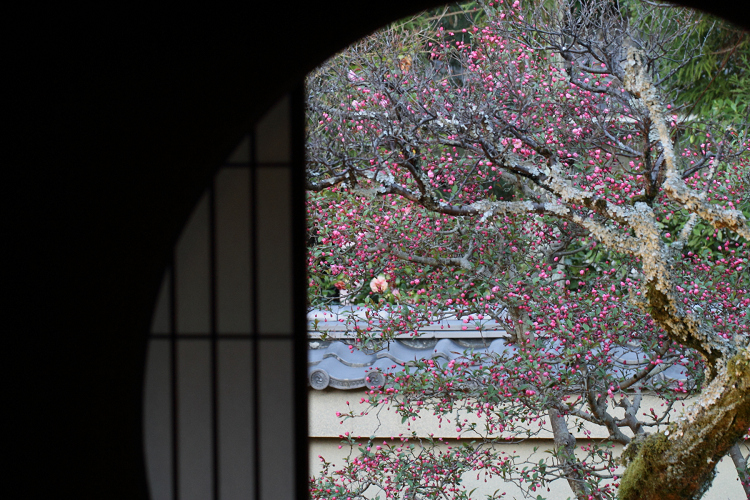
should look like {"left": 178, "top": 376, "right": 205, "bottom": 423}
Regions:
{"left": 310, "top": 390, "right": 703, "bottom": 440}
{"left": 309, "top": 390, "right": 748, "bottom": 499}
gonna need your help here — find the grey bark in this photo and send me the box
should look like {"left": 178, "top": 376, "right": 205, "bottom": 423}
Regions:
{"left": 729, "top": 443, "right": 750, "bottom": 499}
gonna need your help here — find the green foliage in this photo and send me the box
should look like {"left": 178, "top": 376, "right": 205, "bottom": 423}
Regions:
{"left": 666, "top": 17, "right": 750, "bottom": 120}
{"left": 307, "top": 1, "right": 750, "bottom": 499}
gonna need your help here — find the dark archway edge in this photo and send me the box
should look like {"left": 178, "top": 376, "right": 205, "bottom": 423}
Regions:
{"left": 5, "top": 2, "right": 748, "bottom": 498}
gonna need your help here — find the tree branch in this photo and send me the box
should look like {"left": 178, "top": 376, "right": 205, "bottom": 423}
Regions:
{"left": 619, "top": 348, "right": 750, "bottom": 500}
{"left": 729, "top": 443, "right": 750, "bottom": 499}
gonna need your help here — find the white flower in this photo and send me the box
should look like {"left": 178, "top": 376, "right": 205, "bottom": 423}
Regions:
{"left": 370, "top": 276, "right": 388, "bottom": 293}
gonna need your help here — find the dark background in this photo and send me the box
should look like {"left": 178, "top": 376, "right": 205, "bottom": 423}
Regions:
{"left": 6, "top": 1, "right": 747, "bottom": 497}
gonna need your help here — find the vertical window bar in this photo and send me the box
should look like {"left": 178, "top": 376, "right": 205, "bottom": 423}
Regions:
{"left": 249, "top": 129, "right": 260, "bottom": 500}
{"left": 209, "top": 177, "right": 219, "bottom": 500}
{"left": 170, "top": 259, "right": 179, "bottom": 500}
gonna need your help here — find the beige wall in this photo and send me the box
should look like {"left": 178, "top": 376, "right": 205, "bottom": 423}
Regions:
{"left": 310, "top": 390, "right": 748, "bottom": 499}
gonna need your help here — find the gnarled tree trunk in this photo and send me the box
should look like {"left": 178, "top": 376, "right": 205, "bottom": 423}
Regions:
{"left": 619, "top": 348, "right": 750, "bottom": 500}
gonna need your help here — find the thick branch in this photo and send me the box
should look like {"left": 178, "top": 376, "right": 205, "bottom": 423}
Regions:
{"left": 617, "top": 392, "right": 645, "bottom": 437}
{"left": 622, "top": 46, "right": 750, "bottom": 241}
{"left": 306, "top": 169, "right": 352, "bottom": 191}
{"left": 584, "top": 377, "right": 631, "bottom": 445}
{"left": 619, "top": 348, "right": 750, "bottom": 500}
{"left": 548, "top": 408, "right": 597, "bottom": 500}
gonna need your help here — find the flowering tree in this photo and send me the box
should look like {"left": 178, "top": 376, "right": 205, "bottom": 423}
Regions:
{"left": 306, "top": 1, "right": 750, "bottom": 499}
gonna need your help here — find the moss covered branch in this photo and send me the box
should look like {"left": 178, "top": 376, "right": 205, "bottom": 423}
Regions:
{"left": 618, "top": 348, "right": 750, "bottom": 500}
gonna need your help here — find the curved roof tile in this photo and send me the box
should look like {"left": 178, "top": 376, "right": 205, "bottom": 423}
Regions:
{"left": 308, "top": 338, "right": 688, "bottom": 391}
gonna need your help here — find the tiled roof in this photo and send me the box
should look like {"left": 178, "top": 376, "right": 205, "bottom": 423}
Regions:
{"left": 308, "top": 338, "right": 511, "bottom": 390}
{"left": 307, "top": 334, "right": 689, "bottom": 391}
{"left": 308, "top": 306, "right": 513, "bottom": 390}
